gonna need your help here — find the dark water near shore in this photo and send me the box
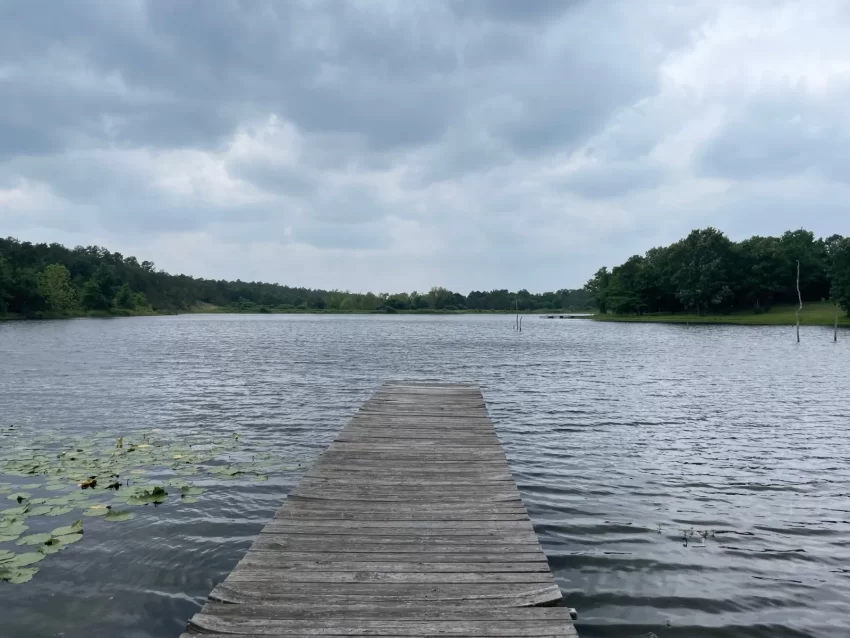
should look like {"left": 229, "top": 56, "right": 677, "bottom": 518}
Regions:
{"left": 1, "top": 314, "right": 849, "bottom": 638}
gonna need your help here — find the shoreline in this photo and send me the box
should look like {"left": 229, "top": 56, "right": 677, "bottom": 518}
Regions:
{"left": 588, "top": 303, "right": 849, "bottom": 327}
{"left": 4, "top": 303, "right": 847, "bottom": 327}
{"left": 1, "top": 308, "right": 593, "bottom": 321}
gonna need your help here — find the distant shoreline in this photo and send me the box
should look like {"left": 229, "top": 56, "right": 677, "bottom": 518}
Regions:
{"left": 0, "top": 308, "right": 594, "bottom": 321}
{"left": 4, "top": 302, "right": 847, "bottom": 327}
{"left": 588, "top": 302, "right": 849, "bottom": 327}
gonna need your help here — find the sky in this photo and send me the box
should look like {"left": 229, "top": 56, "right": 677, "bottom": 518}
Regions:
{"left": 1, "top": 0, "right": 849, "bottom": 293}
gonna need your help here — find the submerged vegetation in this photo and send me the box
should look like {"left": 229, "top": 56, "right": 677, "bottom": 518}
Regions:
{"left": 0, "top": 237, "right": 591, "bottom": 318}
{"left": 585, "top": 228, "right": 850, "bottom": 318}
{"left": 0, "top": 424, "right": 307, "bottom": 584}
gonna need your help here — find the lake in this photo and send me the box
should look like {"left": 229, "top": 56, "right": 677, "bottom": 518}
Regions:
{"left": 1, "top": 314, "right": 848, "bottom": 638}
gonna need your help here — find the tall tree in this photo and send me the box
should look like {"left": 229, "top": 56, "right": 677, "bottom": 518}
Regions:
{"left": 0, "top": 256, "right": 12, "bottom": 313}
{"left": 584, "top": 267, "right": 611, "bottom": 314}
{"left": 669, "top": 228, "right": 735, "bottom": 315}
{"left": 80, "top": 279, "right": 110, "bottom": 311}
{"left": 829, "top": 236, "right": 850, "bottom": 314}
{"left": 38, "top": 264, "right": 77, "bottom": 312}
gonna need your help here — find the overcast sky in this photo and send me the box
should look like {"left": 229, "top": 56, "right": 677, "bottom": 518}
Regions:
{"left": 1, "top": 1, "right": 848, "bottom": 292}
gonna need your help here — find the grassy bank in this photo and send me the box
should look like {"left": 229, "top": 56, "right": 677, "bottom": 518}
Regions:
{"left": 590, "top": 302, "right": 849, "bottom": 326}
{"left": 0, "top": 308, "right": 164, "bottom": 321}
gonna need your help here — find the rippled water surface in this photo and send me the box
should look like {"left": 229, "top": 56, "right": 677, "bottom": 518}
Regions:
{"left": 1, "top": 314, "right": 849, "bottom": 638}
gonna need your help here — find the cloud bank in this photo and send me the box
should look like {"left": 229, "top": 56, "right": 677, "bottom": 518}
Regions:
{"left": 2, "top": 0, "right": 848, "bottom": 292}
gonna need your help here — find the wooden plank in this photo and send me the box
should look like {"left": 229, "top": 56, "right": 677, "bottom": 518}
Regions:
{"left": 201, "top": 603, "right": 572, "bottom": 620}
{"left": 276, "top": 511, "right": 529, "bottom": 521}
{"left": 258, "top": 532, "right": 541, "bottom": 543}
{"left": 234, "top": 559, "right": 554, "bottom": 572}
{"left": 188, "top": 615, "right": 572, "bottom": 636}
{"left": 262, "top": 519, "right": 533, "bottom": 531}
{"left": 224, "top": 572, "right": 556, "bottom": 584}
{"left": 210, "top": 582, "right": 564, "bottom": 601}
{"left": 183, "top": 381, "right": 574, "bottom": 637}
{"left": 236, "top": 552, "right": 549, "bottom": 563}
{"left": 251, "top": 538, "right": 544, "bottom": 553}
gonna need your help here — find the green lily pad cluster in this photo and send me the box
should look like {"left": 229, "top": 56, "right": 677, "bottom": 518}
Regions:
{"left": 0, "top": 426, "right": 310, "bottom": 584}
{"left": 0, "top": 519, "right": 84, "bottom": 583}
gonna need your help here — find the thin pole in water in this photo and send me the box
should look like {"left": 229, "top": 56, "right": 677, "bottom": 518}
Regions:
{"left": 796, "top": 260, "right": 802, "bottom": 344}
{"left": 836, "top": 304, "right": 839, "bottom": 343}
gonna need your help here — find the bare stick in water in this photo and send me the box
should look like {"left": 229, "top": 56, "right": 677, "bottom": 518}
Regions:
{"left": 796, "top": 260, "right": 802, "bottom": 343}
{"left": 835, "top": 304, "right": 839, "bottom": 343}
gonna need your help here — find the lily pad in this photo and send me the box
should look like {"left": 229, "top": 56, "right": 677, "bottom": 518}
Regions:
{"left": 0, "top": 518, "right": 27, "bottom": 530}
{"left": 50, "top": 520, "right": 83, "bottom": 537}
{"left": 6, "top": 493, "right": 31, "bottom": 504}
{"left": 104, "top": 510, "right": 135, "bottom": 522}
{"left": 82, "top": 505, "right": 111, "bottom": 517}
{"left": 43, "top": 483, "right": 67, "bottom": 492}
{"left": 0, "top": 566, "right": 39, "bottom": 583}
{"left": 24, "top": 506, "right": 53, "bottom": 517}
{"left": 1, "top": 506, "right": 29, "bottom": 518}
{"left": 0, "top": 522, "right": 28, "bottom": 542}
{"left": 5, "top": 552, "right": 46, "bottom": 567}
{"left": 37, "top": 534, "right": 81, "bottom": 555}
{"left": 44, "top": 506, "right": 76, "bottom": 516}
{"left": 123, "top": 485, "right": 168, "bottom": 505}
{"left": 180, "top": 485, "right": 205, "bottom": 496}
{"left": 16, "top": 533, "right": 53, "bottom": 546}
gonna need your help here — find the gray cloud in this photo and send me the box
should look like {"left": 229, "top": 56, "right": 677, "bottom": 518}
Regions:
{"left": 559, "top": 161, "right": 665, "bottom": 199}
{"left": 2, "top": 1, "right": 849, "bottom": 292}
{"left": 699, "top": 94, "right": 850, "bottom": 183}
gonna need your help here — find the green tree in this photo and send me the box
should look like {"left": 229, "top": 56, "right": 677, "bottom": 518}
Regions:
{"left": 738, "top": 236, "right": 787, "bottom": 310}
{"left": 113, "top": 283, "right": 135, "bottom": 309}
{"left": 780, "top": 229, "right": 830, "bottom": 301}
{"left": 427, "top": 286, "right": 453, "bottom": 310}
{"left": 669, "top": 228, "right": 735, "bottom": 315}
{"left": 133, "top": 291, "right": 150, "bottom": 309}
{"left": 829, "top": 236, "right": 850, "bottom": 315}
{"left": 81, "top": 278, "right": 110, "bottom": 311}
{"left": 93, "top": 263, "right": 118, "bottom": 300}
{"left": 607, "top": 256, "right": 646, "bottom": 315}
{"left": 0, "top": 256, "right": 12, "bottom": 313}
{"left": 584, "top": 267, "right": 611, "bottom": 314}
{"left": 38, "top": 263, "right": 77, "bottom": 312}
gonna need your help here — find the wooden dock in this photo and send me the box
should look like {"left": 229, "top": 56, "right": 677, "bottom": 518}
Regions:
{"left": 183, "top": 381, "right": 576, "bottom": 637}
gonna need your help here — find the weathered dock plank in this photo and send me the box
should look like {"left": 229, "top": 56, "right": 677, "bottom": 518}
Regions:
{"left": 183, "top": 381, "right": 576, "bottom": 637}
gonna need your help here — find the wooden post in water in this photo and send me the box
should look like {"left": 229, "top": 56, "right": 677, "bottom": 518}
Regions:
{"left": 836, "top": 304, "right": 839, "bottom": 343}
{"left": 796, "top": 260, "right": 802, "bottom": 344}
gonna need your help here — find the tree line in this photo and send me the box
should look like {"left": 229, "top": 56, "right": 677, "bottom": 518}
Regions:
{"left": 0, "top": 237, "right": 592, "bottom": 317}
{"left": 584, "top": 228, "right": 850, "bottom": 316}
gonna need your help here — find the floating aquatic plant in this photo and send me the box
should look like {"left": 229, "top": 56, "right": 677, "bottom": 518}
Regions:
{"left": 0, "top": 425, "right": 309, "bottom": 584}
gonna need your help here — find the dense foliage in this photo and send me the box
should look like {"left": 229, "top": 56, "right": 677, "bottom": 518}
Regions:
{"left": 585, "top": 228, "right": 850, "bottom": 316}
{"left": 0, "top": 237, "right": 591, "bottom": 317}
